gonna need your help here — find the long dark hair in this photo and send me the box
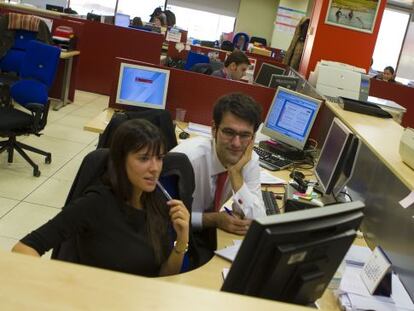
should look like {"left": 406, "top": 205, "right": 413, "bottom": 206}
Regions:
{"left": 105, "top": 119, "right": 170, "bottom": 265}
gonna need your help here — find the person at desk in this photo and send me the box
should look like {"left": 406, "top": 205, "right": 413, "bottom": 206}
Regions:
{"left": 375, "top": 66, "right": 397, "bottom": 83}
{"left": 12, "top": 120, "right": 190, "bottom": 277}
{"left": 171, "top": 93, "right": 266, "bottom": 237}
{"left": 211, "top": 50, "right": 250, "bottom": 81}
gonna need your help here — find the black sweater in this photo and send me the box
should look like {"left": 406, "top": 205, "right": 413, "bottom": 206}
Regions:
{"left": 21, "top": 186, "right": 169, "bottom": 277}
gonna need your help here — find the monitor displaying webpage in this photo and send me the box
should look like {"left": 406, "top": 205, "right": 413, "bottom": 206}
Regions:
{"left": 117, "top": 64, "right": 169, "bottom": 109}
{"left": 266, "top": 90, "right": 319, "bottom": 144}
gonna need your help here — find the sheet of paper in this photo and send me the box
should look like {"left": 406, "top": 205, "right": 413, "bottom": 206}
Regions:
{"left": 260, "top": 169, "right": 287, "bottom": 185}
{"left": 232, "top": 240, "right": 242, "bottom": 246}
{"left": 399, "top": 191, "right": 414, "bottom": 209}
{"left": 339, "top": 265, "right": 371, "bottom": 297}
{"left": 214, "top": 244, "right": 240, "bottom": 262}
{"left": 344, "top": 245, "right": 372, "bottom": 266}
{"left": 187, "top": 122, "right": 212, "bottom": 138}
{"left": 222, "top": 268, "right": 230, "bottom": 280}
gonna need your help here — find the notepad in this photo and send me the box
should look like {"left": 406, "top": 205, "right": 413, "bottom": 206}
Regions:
{"left": 260, "top": 170, "right": 287, "bottom": 185}
{"left": 214, "top": 244, "right": 240, "bottom": 262}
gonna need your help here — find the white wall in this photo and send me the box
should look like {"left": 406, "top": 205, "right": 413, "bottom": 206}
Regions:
{"left": 270, "top": 0, "right": 309, "bottom": 50}
{"left": 397, "top": 22, "right": 414, "bottom": 80}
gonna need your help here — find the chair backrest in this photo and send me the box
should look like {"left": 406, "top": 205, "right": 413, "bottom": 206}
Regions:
{"left": 97, "top": 109, "right": 178, "bottom": 151}
{"left": 184, "top": 51, "right": 209, "bottom": 71}
{"left": 20, "top": 40, "right": 61, "bottom": 87}
{"left": 190, "top": 63, "right": 213, "bottom": 75}
{"left": 220, "top": 40, "right": 234, "bottom": 52}
{"left": 233, "top": 32, "right": 249, "bottom": 51}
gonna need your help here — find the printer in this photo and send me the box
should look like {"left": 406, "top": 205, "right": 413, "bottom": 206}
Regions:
{"left": 400, "top": 128, "right": 414, "bottom": 170}
{"left": 309, "top": 60, "right": 370, "bottom": 101}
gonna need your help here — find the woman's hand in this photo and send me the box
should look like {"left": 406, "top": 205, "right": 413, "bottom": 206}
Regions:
{"left": 167, "top": 200, "right": 190, "bottom": 245}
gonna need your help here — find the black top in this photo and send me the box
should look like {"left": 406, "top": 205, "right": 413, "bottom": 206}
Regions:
{"left": 21, "top": 185, "right": 169, "bottom": 277}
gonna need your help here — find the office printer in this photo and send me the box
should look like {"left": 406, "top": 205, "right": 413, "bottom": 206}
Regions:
{"left": 309, "top": 60, "right": 370, "bottom": 101}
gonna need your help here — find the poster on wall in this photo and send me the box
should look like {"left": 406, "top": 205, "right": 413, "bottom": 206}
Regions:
{"left": 275, "top": 7, "right": 306, "bottom": 34}
{"left": 325, "top": 0, "right": 382, "bottom": 33}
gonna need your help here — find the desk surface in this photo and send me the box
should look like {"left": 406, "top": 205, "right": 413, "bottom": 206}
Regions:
{"left": 60, "top": 50, "right": 80, "bottom": 59}
{"left": 326, "top": 101, "right": 414, "bottom": 190}
{"left": 0, "top": 249, "right": 313, "bottom": 310}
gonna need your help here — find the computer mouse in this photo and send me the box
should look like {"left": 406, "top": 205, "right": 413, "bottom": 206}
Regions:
{"left": 179, "top": 131, "right": 190, "bottom": 139}
{"left": 289, "top": 171, "right": 305, "bottom": 180}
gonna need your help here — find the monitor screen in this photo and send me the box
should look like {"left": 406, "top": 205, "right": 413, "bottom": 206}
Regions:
{"left": 261, "top": 87, "right": 322, "bottom": 150}
{"left": 221, "top": 201, "right": 365, "bottom": 305}
{"left": 269, "top": 74, "right": 299, "bottom": 90}
{"left": 115, "top": 13, "right": 130, "bottom": 27}
{"left": 115, "top": 63, "right": 170, "bottom": 110}
{"left": 314, "top": 118, "right": 359, "bottom": 195}
{"left": 255, "top": 63, "right": 285, "bottom": 87}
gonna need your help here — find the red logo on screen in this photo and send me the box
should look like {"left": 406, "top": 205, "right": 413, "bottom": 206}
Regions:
{"left": 135, "top": 77, "right": 153, "bottom": 84}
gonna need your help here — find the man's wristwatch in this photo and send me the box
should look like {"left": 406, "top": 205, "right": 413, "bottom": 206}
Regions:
{"left": 173, "top": 241, "right": 189, "bottom": 254}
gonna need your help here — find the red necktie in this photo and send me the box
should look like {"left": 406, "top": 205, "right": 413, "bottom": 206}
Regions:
{"left": 214, "top": 171, "right": 228, "bottom": 212}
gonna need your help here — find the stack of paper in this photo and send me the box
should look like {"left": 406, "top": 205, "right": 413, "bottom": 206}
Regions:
{"left": 260, "top": 169, "right": 287, "bottom": 185}
{"left": 186, "top": 122, "right": 211, "bottom": 138}
{"left": 214, "top": 240, "right": 242, "bottom": 262}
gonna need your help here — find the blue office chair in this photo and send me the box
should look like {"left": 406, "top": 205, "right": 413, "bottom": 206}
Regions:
{"left": 0, "top": 40, "right": 61, "bottom": 176}
{"left": 184, "top": 51, "right": 210, "bottom": 71}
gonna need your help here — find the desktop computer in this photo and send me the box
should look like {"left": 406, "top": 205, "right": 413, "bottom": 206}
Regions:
{"left": 114, "top": 13, "right": 130, "bottom": 27}
{"left": 222, "top": 201, "right": 365, "bottom": 306}
{"left": 115, "top": 63, "right": 170, "bottom": 110}
{"left": 255, "top": 87, "right": 322, "bottom": 170}
{"left": 254, "top": 63, "right": 286, "bottom": 87}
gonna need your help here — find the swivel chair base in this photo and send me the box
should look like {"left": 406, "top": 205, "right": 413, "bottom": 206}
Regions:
{"left": 0, "top": 136, "right": 52, "bottom": 177}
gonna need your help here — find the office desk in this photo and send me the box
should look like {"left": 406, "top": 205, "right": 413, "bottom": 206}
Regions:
{"left": 52, "top": 50, "right": 81, "bottom": 111}
{"left": 0, "top": 250, "right": 312, "bottom": 310}
{"left": 83, "top": 108, "right": 115, "bottom": 133}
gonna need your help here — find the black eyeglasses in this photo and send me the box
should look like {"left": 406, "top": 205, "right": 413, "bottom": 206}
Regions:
{"left": 219, "top": 127, "right": 254, "bottom": 142}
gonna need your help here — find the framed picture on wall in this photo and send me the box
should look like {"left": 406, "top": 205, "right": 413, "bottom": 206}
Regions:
{"left": 325, "top": 0, "right": 382, "bottom": 33}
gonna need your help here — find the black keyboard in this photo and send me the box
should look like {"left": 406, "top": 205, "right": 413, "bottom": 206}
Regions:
{"left": 262, "top": 190, "right": 280, "bottom": 215}
{"left": 254, "top": 146, "right": 293, "bottom": 171}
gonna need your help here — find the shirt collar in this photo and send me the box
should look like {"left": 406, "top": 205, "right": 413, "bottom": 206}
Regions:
{"left": 210, "top": 139, "right": 226, "bottom": 176}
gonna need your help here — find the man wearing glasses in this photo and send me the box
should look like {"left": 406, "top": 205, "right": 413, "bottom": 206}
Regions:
{"left": 171, "top": 93, "right": 265, "bottom": 241}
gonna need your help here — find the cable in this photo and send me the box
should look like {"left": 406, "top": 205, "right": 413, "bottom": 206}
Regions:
{"left": 339, "top": 192, "right": 353, "bottom": 202}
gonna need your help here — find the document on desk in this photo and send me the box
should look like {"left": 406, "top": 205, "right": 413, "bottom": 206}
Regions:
{"left": 344, "top": 245, "right": 372, "bottom": 266}
{"left": 186, "top": 122, "right": 211, "bottom": 138}
{"left": 260, "top": 169, "right": 287, "bottom": 185}
{"left": 214, "top": 244, "right": 241, "bottom": 262}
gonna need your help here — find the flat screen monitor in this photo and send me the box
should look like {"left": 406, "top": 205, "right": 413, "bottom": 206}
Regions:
{"left": 261, "top": 87, "right": 322, "bottom": 150}
{"left": 269, "top": 74, "right": 300, "bottom": 90}
{"left": 115, "top": 63, "right": 170, "bottom": 110}
{"left": 222, "top": 201, "right": 365, "bottom": 305}
{"left": 46, "top": 4, "right": 64, "bottom": 12}
{"left": 254, "top": 63, "right": 285, "bottom": 87}
{"left": 314, "top": 118, "right": 360, "bottom": 195}
{"left": 115, "top": 13, "right": 130, "bottom": 27}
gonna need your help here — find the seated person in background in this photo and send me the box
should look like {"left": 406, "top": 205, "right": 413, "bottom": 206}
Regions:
{"left": 12, "top": 119, "right": 190, "bottom": 277}
{"left": 171, "top": 93, "right": 266, "bottom": 236}
{"left": 377, "top": 66, "right": 397, "bottom": 83}
{"left": 149, "top": 7, "right": 167, "bottom": 27}
{"left": 131, "top": 16, "right": 143, "bottom": 27}
{"left": 211, "top": 50, "right": 250, "bottom": 81}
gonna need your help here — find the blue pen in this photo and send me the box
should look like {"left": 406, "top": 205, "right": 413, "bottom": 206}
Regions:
{"left": 156, "top": 181, "right": 173, "bottom": 201}
{"left": 223, "top": 206, "right": 235, "bottom": 217}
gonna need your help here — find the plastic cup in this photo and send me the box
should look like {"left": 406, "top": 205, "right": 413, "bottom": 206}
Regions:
{"left": 175, "top": 108, "right": 186, "bottom": 122}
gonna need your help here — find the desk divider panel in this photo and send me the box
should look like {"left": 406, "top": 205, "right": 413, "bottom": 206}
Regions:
{"left": 369, "top": 79, "right": 414, "bottom": 128}
{"left": 109, "top": 58, "right": 276, "bottom": 125}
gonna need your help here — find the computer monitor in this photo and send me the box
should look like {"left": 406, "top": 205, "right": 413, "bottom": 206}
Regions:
{"left": 254, "top": 63, "right": 285, "bottom": 87}
{"left": 222, "top": 201, "right": 365, "bottom": 305}
{"left": 115, "top": 13, "right": 130, "bottom": 27}
{"left": 261, "top": 87, "right": 322, "bottom": 151}
{"left": 115, "top": 63, "right": 170, "bottom": 110}
{"left": 46, "top": 4, "right": 64, "bottom": 12}
{"left": 269, "top": 74, "right": 300, "bottom": 90}
{"left": 314, "top": 118, "right": 361, "bottom": 195}
{"left": 87, "top": 12, "right": 101, "bottom": 22}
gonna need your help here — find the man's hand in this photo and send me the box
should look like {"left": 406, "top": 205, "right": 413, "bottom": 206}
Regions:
{"left": 216, "top": 212, "right": 251, "bottom": 235}
{"left": 227, "top": 139, "right": 254, "bottom": 192}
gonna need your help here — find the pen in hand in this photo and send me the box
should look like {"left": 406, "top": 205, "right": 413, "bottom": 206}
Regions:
{"left": 156, "top": 181, "right": 173, "bottom": 201}
{"left": 223, "top": 206, "right": 235, "bottom": 217}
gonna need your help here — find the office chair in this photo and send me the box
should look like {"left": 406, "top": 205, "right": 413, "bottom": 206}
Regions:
{"left": 97, "top": 109, "right": 177, "bottom": 151}
{"left": 220, "top": 40, "right": 234, "bottom": 52}
{"left": 184, "top": 51, "right": 210, "bottom": 71}
{"left": 190, "top": 63, "right": 213, "bottom": 75}
{"left": 233, "top": 32, "right": 249, "bottom": 51}
{"left": 51, "top": 149, "right": 203, "bottom": 271}
{"left": 0, "top": 40, "right": 61, "bottom": 177}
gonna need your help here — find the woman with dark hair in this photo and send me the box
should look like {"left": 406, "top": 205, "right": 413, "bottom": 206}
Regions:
{"left": 380, "top": 66, "right": 396, "bottom": 83}
{"left": 12, "top": 119, "right": 190, "bottom": 277}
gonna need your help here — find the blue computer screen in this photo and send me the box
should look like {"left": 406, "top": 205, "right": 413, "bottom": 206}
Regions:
{"left": 118, "top": 65, "right": 168, "bottom": 109}
{"left": 115, "top": 13, "right": 130, "bottom": 27}
{"left": 266, "top": 89, "right": 319, "bottom": 144}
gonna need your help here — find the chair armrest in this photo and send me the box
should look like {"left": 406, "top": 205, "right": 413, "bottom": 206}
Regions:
{"left": 25, "top": 103, "right": 45, "bottom": 113}
{"left": 25, "top": 103, "right": 46, "bottom": 131}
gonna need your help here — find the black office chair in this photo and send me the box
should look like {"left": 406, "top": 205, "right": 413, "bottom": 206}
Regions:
{"left": 250, "top": 36, "right": 267, "bottom": 47}
{"left": 52, "top": 149, "right": 204, "bottom": 271}
{"left": 190, "top": 63, "right": 213, "bottom": 75}
{"left": 97, "top": 109, "right": 177, "bottom": 151}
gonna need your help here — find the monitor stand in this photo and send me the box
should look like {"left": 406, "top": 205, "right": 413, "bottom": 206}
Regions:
{"left": 259, "top": 140, "right": 305, "bottom": 161}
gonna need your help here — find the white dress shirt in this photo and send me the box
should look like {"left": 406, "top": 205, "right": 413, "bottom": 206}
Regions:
{"left": 171, "top": 136, "right": 266, "bottom": 229}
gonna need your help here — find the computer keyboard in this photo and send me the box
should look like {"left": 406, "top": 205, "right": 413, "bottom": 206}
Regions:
{"left": 254, "top": 146, "right": 293, "bottom": 171}
{"left": 262, "top": 190, "right": 280, "bottom": 215}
